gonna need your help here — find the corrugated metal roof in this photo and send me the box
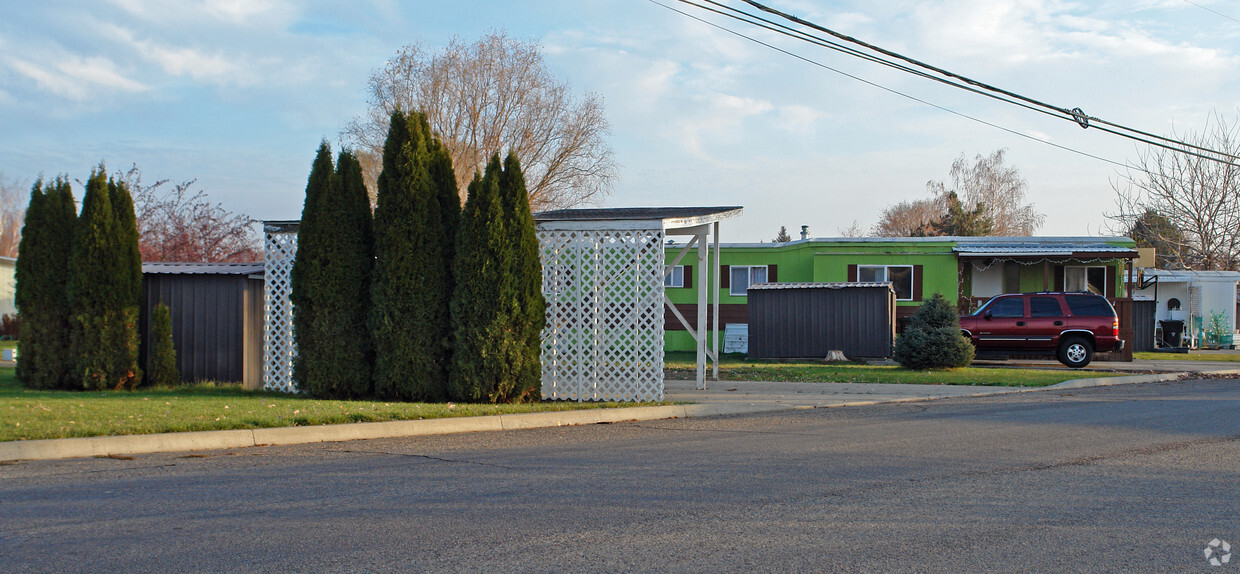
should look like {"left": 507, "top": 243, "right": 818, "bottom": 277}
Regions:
{"left": 748, "top": 281, "right": 895, "bottom": 292}
{"left": 534, "top": 206, "right": 743, "bottom": 228}
{"left": 535, "top": 206, "right": 741, "bottom": 220}
{"left": 142, "top": 262, "right": 265, "bottom": 275}
{"left": 954, "top": 244, "right": 1136, "bottom": 256}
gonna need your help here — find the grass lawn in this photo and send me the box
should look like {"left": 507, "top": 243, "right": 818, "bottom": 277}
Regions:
{"left": 1134, "top": 351, "right": 1240, "bottom": 362}
{"left": 665, "top": 352, "right": 1115, "bottom": 387}
{"left": 0, "top": 368, "right": 652, "bottom": 442}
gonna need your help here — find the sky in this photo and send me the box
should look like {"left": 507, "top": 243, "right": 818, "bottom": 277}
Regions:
{"left": 1, "top": 0, "right": 1238, "bottom": 242}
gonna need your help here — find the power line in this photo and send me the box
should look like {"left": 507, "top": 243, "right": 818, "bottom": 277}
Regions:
{"left": 657, "top": 0, "right": 1238, "bottom": 166}
{"left": 647, "top": 0, "right": 1129, "bottom": 168}
{"left": 1183, "top": 0, "right": 1240, "bottom": 25}
{"left": 734, "top": 0, "right": 1239, "bottom": 164}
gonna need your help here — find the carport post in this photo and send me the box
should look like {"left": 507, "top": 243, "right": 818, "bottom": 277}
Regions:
{"left": 712, "top": 221, "right": 721, "bottom": 380}
{"left": 697, "top": 224, "right": 708, "bottom": 389}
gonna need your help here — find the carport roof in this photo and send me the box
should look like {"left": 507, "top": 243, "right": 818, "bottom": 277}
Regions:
{"left": 142, "top": 262, "right": 265, "bottom": 275}
{"left": 534, "top": 206, "right": 742, "bottom": 230}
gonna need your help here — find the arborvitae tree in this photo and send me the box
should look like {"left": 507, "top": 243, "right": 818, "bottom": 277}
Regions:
{"left": 68, "top": 167, "right": 142, "bottom": 390}
{"left": 370, "top": 111, "right": 456, "bottom": 401}
{"left": 449, "top": 158, "right": 510, "bottom": 402}
{"left": 110, "top": 177, "right": 142, "bottom": 308}
{"left": 291, "top": 143, "right": 335, "bottom": 395}
{"left": 147, "top": 302, "right": 178, "bottom": 387}
{"left": 15, "top": 178, "right": 76, "bottom": 389}
{"left": 893, "top": 292, "right": 974, "bottom": 370}
{"left": 291, "top": 143, "right": 376, "bottom": 398}
{"left": 496, "top": 152, "right": 546, "bottom": 402}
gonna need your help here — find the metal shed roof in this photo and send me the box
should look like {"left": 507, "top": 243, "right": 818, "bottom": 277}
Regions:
{"left": 748, "top": 281, "right": 895, "bottom": 292}
{"left": 953, "top": 242, "right": 1137, "bottom": 258}
{"left": 142, "top": 262, "right": 265, "bottom": 275}
{"left": 534, "top": 206, "right": 742, "bottom": 230}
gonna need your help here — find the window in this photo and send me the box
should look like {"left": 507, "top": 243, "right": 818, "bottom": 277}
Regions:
{"left": 1029, "top": 296, "right": 1062, "bottom": 318}
{"left": 665, "top": 265, "right": 684, "bottom": 288}
{"left": 858, "top": 265, "right": 914, "bottom": 301}
{"left": 729, "top": 265, "right": 767, "bottom": 296}
{"left": 985, "top": 297, "right": 1025, "bottom": 318}
{"left": 1064, "top": 266, "right": 1107, "bottom": 294}
{"left": 1064, "top": 294, "right": 1115, "bottom": 317}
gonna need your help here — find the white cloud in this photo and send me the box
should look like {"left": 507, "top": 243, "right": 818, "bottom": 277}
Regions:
{"left": 776, "top": 104, "right": 829, "bottom": 132}
{"left": 101, "top": 23, "right": 247, "bottom": 85}
{"left": 8, "top": 54, "right": 146, "bottom": 101}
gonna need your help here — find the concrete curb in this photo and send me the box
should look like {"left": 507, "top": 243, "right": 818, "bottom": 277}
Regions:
{"left": 3, "top": 371, "right": 1229, "bottom": 463}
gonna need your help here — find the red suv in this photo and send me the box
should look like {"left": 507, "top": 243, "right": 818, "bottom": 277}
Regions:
{"left": 959, "top": 292, "right": 1124, "bottom": 368}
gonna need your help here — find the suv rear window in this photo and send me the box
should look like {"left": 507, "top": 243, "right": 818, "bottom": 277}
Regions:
{"left": 1064, "top": 295, "right": 1114, "bottom": 317}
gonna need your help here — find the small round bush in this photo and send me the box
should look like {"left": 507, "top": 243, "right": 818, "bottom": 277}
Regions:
{"left": 893, "top": 292, "right": 974, "bottom": 370}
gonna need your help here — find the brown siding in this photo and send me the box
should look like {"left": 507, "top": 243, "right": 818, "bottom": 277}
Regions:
{"left": 665, "top": 303, "right": 748, "bottom": 331}
{"left": 747, "top": 285, "right": 896, "bottom": 359}
{"left": 141, "top": 273, "right": 263, "bottom": 383}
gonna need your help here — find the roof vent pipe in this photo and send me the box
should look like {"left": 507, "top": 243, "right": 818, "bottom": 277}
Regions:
{"left": 800, "top": 225, "right": 809, "bottom": 240}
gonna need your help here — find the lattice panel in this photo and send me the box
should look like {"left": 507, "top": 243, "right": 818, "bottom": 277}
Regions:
{"left": 263, "top": 227, "right": 299, "bottom": 393}
{"left": 538, "top": 227, "right": 666, "bottom": 402}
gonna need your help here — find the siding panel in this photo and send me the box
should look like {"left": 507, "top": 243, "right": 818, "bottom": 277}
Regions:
{"left": 747, "top": 284, "right": 895, "bottom": 359}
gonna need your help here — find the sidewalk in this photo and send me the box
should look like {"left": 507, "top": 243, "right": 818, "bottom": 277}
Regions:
{"left": 3, "top": 360, "right": 1237, "bottom": 463}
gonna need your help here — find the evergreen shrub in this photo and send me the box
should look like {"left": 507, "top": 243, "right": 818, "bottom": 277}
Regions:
{"left": 893, "top": 292, "right": 974, "bottom": 370}
{"left": 147, "top": 302, "right": 178, "bottom": 387}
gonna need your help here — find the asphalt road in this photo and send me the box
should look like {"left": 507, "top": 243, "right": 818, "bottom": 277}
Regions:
{"left": 2, "top": 380, "right": 1238, "bottom": 573}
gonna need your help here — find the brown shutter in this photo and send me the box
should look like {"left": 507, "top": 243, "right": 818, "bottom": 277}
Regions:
{"left": 768, "top": 264, "right": 778, "bottom": 282}
{"left": 720, "top": 265, "right": 730, "bottom": 288}
{"left": 1054, "top": 265, "right": 1065, "bottom": 291}
{"left": 1105, "top": 266, "right": 1116, "bottom": 298}
{"left": 913, "top": 264, "right": 924, "bottom": 301}
{"left": 847, "top": 264, "right": 857, "bottom": 282}
{"left": 683, "top": 265, "right": 692, "bottom": 289}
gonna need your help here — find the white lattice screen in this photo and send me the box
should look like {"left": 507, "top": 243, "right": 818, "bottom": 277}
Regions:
{"left": 263, "top": 224, "right": 299, "bottom": 393}
{"left": 538, "top": 227, "right": 666, "bottom": 402}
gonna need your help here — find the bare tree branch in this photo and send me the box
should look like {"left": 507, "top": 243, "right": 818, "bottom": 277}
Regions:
{"left": 927, "top": 149, "right": 1045, "bottom": 236}
{"left": 118, "top": 165, "right": 261, "bottom": 262}
{"left": 0, "top": 174, "right": 26, "bottom": 258}
{"left": 342, "top": 31, "right": 617, "bottom": 212}
{"left": 1105, "top": 113, "right": 1240, "bottom": 270}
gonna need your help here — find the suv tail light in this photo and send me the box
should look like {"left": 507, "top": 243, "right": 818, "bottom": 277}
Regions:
{"left": 1113, "top": 317, "right": 1119, "bottom": 337}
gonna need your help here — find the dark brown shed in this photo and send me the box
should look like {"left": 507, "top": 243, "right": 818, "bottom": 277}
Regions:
{"left": 747, "top": 282, "right": 896, "bottom": 359}
{"left": 140, "top": 262, "right": 264, "bottom": 388}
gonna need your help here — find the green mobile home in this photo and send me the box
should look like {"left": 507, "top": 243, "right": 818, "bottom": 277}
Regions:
{"left": 664, "top": 236, "right": 1138, "bottom": 353}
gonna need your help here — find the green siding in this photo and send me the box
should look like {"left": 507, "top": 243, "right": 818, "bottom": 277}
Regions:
{"left": 661, "top": 238, "right": 1136, "bottom": 352}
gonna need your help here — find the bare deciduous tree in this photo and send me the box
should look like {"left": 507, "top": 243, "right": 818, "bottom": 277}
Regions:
{"left": 927, "top": 149, "right": 1044, "bottom": 236}
{"left": 342, "top": 30, "right": 616, "bottom": 212}
{"left": 872, "top": 198, "right": 942, "bottom": 237}
{"left": 0, "top": 174, "right": 26, "bottom": 258}
{"left": 1107, "top": 114, "right": 1240, "bottom": 270}
{"left": 118, "top": 165, "right": 261, "bottom": 262}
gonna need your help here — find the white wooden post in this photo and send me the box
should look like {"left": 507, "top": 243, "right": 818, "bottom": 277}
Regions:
{"left": 696, "top": 225, "right": 708, "bottom": 390}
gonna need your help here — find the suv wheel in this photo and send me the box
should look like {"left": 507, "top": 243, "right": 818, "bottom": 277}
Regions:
{"left": 1057, "top": 336, "right": 1093, "bottom": 368}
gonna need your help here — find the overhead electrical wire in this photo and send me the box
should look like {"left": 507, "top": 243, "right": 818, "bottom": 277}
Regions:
{"left": 652, "top": 0, "right": 1238, "bottom": 166}
{"left": 736, "top": 0, "right": 1239, "bottom": 163}
{"left": 1183, "top": 0, "right": 1240, "bottom": 25}
{"left": 649, "top": 0, "right": 1126, "bottom": 167}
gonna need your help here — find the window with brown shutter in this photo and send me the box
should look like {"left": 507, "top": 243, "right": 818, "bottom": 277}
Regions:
{"left": 720, "top": 265, "right": 729, "bottom": 288}
{"left": 768, "top": 264, "right": 778, "bottom": 282}
{"left": 847, "top": 264, "right": 857, "bottom": 282}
